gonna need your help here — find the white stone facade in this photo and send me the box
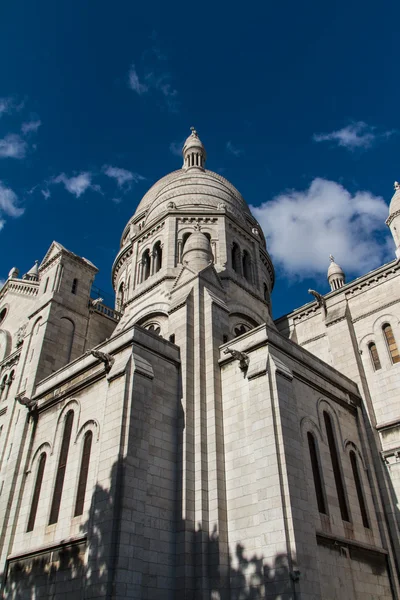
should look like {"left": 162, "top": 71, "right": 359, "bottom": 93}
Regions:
{"left": 0, "top": 130, "right": 399, "bottom": 598}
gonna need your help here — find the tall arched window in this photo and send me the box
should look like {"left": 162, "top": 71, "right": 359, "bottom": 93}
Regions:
{"left": 142, "top": 250, "right": 151, "bottom": 281}
{"left": 59, "top": 318, "right": 75, "bottom": 365}
{"left": 231, "top": 243, "right": 240, "bottom": 274}
{"left": 153, "top": 242, "right": 162, "bottom": 273}
{"left": 0, "top": 376, "right": 7, "bottom": 402}
{"left": 74, "top": 431, "right": 93, "bottom": 517}
{"left": 242, "top": 250, "right": 252, "bottom": 283}
{"left": 383, "top": 323, "right": 400, "bottom": 364}
{"left": 27, "top": 453, "right": 47, "bottom": 532}
{"left": 368, "top": 342, "right": 381, "bottom": 371}
{"left": 323, "top": 411, "right": 349, "bottom": 521}
{"left": 71, "top": 278, "right": 78, "bottom": 295}
{"left": 4, "top": 371, "right": 14, "bottom": 402}
{"left": 49, "top": 410, "right": 74, "bottom": 525}
{"left": 117, "top": 282, "right": 125, "bottom": 311}
{"left": 307, "top": 432, "right": 327, "bottom": 514}
{"left": 349, "top": 450, "right": 369, "bottom": 528}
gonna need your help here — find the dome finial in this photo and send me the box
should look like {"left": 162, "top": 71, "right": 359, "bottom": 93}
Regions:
{"left": 327, "top": 255, "right": 345, "bottom": 291}
{"left": 394, "top": 181, "right": 400, "bottom": 191}
{"left": 182, "top": 127, "right": 206, "bottom": 171}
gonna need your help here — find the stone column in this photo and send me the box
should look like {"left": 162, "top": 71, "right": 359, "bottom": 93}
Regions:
{"left": 177, "top": 240, "right": 183, "bottom": 264}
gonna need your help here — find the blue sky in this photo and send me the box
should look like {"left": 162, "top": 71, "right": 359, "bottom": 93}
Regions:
{"left": 0, "top": 0, "right": 399, "bottom": 317}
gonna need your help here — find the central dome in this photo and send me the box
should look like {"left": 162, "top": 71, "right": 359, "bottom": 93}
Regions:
{"left": 133, "top": 168, "right": 253, "bottom": 225}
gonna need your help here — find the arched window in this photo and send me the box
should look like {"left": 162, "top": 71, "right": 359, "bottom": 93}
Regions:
{"left": 49, "top": 410, "right": 74, "bottom": 525}
{"left": 231, "top": 243, "right": 240, "bottom": 274}
{"left": 234, "top": 324, "right": 249, "bottom": 338}
{"left": 383, "top": 324, "right": 400, "bottom": 364}
{"left": 242, "top": 250, "right": 252, "bottom": 283}
{"left": 0, "top": 375, "right": 7, "bottom": 402}
{"left": 59, "top": 318, "right": 75, "bottom": 365}
{"left": 117, "top": 282, "right": 125, "bottom": 311}
{"left": 323, "top": 411, "right": 349, "bottom": 521}
{"left": 368, "top": 342, "right": 381, "bottom": 371}
{"left": 263, "top": 283, "right": 269, "bottom": 302}
{"left": 144, "top": 323, "right": 161, "bottom": 335}
{"left": 349, "top": 450, "right": 369, "bottom": 528}
{"left": 71, "top": 278, "right": 78, "bottom": 295}
{"left": 153, "top": 242, "right": 162, "bottom": 273}
{"left": 4, "top": 371, "right": 14, "bottom": 402}
{"left": 142, "top": 250, "right": 151, "bottom": 281}
{"left": 27, "top": 453, "right": 47, "bottom": 532}
{"left": 307, "top": 432, "right": 327, "bottom": 514}
{"left": 74, "top": 431, "right": 93, "bottom": 517}
{"left": 0, "top": 308, "right": 6, "bottom": 325}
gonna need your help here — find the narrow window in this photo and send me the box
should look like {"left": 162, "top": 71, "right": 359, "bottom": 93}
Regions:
{"left": 142, "top": 250, "right": 151, "bottom": 281}
{"left": 242, "top": 251, "right": 252, "bottom": 283}
{"left": 0, "top": 376, "right": 7, "bottom": 402}
{"left": 350, "top": 451, "right": 369, "bottom": 528}
{"left": 49, "top": 411, "right": 74, "bottom": 525}
{"left": 368, "top": 342, "right": 381, "bottom": 371}
{"left": 153, "top": 242, "right": 162, "bottom": 273}
{"left": 383, "top": 324, "right": 400, "bottom": 364}
{"left": 263, "top": 283, "right": 269, "bottom": 302}
{"left": 231, "top": 243, "right": 240, "bottom": 274}
{"left": 44, "top": 277, "right": 49, "bottom": 293}
{"left": 117, "top": 282, "right": 125, "bottom": 310}
{"left": 307, "top": 432, "right": 327, "bottom": 514}
{"left": 323, "top": 411, "right": 349, "bottom": 521}
{"left": 169, "top": 334, "right": 175, "bottom": 344}
{"left": 71, "top": 278, "right": 78, "bottom": 295}
{"left": 74, "top": 431, "right": 93, "bottom": 517}
{"left": 27, "top": 453, "right": 47, "bottom": 532}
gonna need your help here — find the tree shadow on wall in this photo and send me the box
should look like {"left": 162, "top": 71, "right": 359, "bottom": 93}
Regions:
{"left": 3, "top": 457, "right": 296, "bottom": 599}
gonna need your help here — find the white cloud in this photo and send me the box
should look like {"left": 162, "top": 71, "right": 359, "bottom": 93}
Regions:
{"left": 41, "top": 189, "right": 51, "bottom": 200}
{"left": 103, "top": 165, "right": 144, "bottom": 188}
{"left": 0, "top": 134, "right": 27, "bottom": 159}
{"left": 0, "top": 181, "right": 24, "bottom": 228}
{"left": 251, "top": 178, "right": 391, "bottom": 279}
{"left": 226, "top": 141, "right": 243, "bottom": 157}
{"left": 21, "top": 120, "right": 41, "bottom": 134}
{"left": 52, "top": 172, "right": 99, "bottom": 198}
{"left": 313, "top": 121, "right": 393, "bottom": 150}
{"left": 128, "top": 64, "right": 148, "bottom": 95}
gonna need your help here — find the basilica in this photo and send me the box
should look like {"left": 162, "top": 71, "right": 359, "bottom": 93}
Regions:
{"left": 0, "top": 128, "right": 400, "bottom": 598}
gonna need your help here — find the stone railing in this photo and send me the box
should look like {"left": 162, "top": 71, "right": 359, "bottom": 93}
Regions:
{"left": 92, "top": 302, "right": 121, "bottom": 321}
{"left": 0, "top": 278, "right": 39, "bottom": 299}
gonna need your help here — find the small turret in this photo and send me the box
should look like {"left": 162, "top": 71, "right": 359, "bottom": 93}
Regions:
{"left": 327, "top": 255, "right": 345, "bottom": 291}
{"left": 8, "top": 267, "right": 19, "bottom": 279}
{"left": 386, "top": 181, "right": 400, "bottom": 258}
{"left": 182, "top": 127, "right": 206, "bottom": 170}
{"left": 182, "top": 226, "right": 213, "bottom": 271}
{"left": 23, "top": 260, "right": 39, "bottom": 282}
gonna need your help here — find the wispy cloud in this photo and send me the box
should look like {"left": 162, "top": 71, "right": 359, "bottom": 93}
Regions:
{"left": 52, "top": 172, "right": 100, "bottom": 198}
{"left": 169, "top": 139, "right": 185, "bottom": 157}
{"left": 128, "top": 36, "right": 179, "bottom": 112}
{"left": 21, "top": 120, "right": 41, "bottom": 134}
{"left": 103, "top": 165, "right": 145, "bottom": 188}
{"left": 128, "top": 65, "right": 148, "bottom": 95}
{"left": 41, "top": 189, "right": 51, "bottom": 200}
{"left": 251, "top": 178, "right": 391, "bottom": 279}
{"left": 0, "top": 134, "right": 27, "bottom": 159}
{"left": 226, "top": 141, "right": 243, "bottom": 157}
{"left": 313, "top": 121, "right": 394, "bottom": 151}
{"left": 0, "top": 97, "right": 24, "bottom": 118}
{"left": 0, "top": 181, "right": 24, "bottom": 230}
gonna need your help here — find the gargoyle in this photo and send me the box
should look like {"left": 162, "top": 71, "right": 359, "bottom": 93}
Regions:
{"left": 223, "top": 347, "right": 249, "bottom": 371}
{"left": 16, "top": 395, "right": 38, "bottom": 412}
{"left": 308, "top": 289, "right": 327, "bottom": 317}
{"left": 89, "top": 349, "right": 115, "bottom": 373}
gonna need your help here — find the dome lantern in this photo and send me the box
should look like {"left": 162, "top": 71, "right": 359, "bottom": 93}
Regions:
{"left": 182, "top": 127, "right": 206, "bottom": 171}
{"left": 327, "top": 255, "right": 345, "bottom": 291}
